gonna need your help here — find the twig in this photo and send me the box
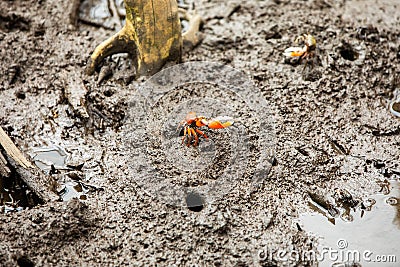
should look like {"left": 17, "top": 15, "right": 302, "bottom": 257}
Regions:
{"left": 0, "top": 127, "right": 33, "bottom": 169}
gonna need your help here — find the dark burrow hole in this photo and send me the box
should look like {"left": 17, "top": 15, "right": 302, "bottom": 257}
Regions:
{"left": 17, "top": 256, "right": 35, "bottom": 267}
{"left": 103, "top": 88, "right": 114, "bottom": 97}
{"left": 186, "top": 192, "right": 204, "bottom": 212}
{"left": 339, "top": 42, "right": 359, "bottom": 61}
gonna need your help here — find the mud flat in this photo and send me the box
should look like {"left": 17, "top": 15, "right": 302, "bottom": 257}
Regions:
{"left": 0, "top": 0, "right": 399, "bottom": 266}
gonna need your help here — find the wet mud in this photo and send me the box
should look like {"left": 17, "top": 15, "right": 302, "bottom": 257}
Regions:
{"left": 0, "top": 0, "right": 399, "bottom": 266}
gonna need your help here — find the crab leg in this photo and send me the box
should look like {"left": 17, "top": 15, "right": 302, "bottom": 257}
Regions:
{"left": 181, "top": 126, "right": 187, "bottom": 144}
{"left": 195, "top": 129, "right": 208, "bottom": 139}
{"left": 190, "top": 128, "right": 199, "bottom": 146}
{"left": 186, "top": 127, "right": 193, "bottom": 146}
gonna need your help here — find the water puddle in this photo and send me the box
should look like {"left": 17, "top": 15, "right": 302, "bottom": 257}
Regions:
{"left": 58, "top": 181, "right": 89, "bottom": 201}
{"left": 31, "top": 145, "right": 90, "bottom": 201}
{"left": 300, "top": 180, "right": 400, "bottom": 266}
{"left": 31, "top": 145, "right": 68, "bottom": 174}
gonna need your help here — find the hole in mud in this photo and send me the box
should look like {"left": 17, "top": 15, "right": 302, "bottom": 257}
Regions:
{"left": 103, "top": 89, "right": 114, "bottom": 97}
{"left": 186, "top": 192, "right": 204, "bottom": 212}
{"left": 15, "top": 89, "right": 26, "bottom": 100}
{"left": 339, "top": 42, "right": 359, "bottom": 61}
{"left": 386, "top": 197, "right": 398, "bottom": 206}
{"left": 17, "top": 256, "right": 34, "bottom": 267}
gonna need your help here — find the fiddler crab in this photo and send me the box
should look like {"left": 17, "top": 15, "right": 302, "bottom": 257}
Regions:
{"left": 178, "top": 112, "right": 234, "bottom": 147}
{"left": 283, "top": 33, "right": 316, "bottom": 65}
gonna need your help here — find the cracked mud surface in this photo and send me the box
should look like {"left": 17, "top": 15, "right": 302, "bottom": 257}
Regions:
{"left": 0, "top": 0, "right": 399, "bottom": 266}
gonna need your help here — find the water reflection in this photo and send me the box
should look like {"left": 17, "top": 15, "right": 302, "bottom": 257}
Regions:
{"left": 300, "top": 180, "right": 400, "bottom": 266}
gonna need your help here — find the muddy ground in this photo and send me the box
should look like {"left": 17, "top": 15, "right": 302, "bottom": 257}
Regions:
{"left": 0, "top": 0, "right": 399, "bottom": 266}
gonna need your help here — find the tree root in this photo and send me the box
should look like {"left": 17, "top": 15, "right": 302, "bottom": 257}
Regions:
{"left": 86, "top": 0, "right": 203, "bottom": 78}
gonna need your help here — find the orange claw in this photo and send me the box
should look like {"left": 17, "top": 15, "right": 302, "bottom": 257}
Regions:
{"left": 283, "top": 47, "right": 305, "bottom": 58}
{"left": 283, "top": 34, "right": 316, "bottom": 65}
{"left": 207, "top": 116, "right": 234, "bottom": 129}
